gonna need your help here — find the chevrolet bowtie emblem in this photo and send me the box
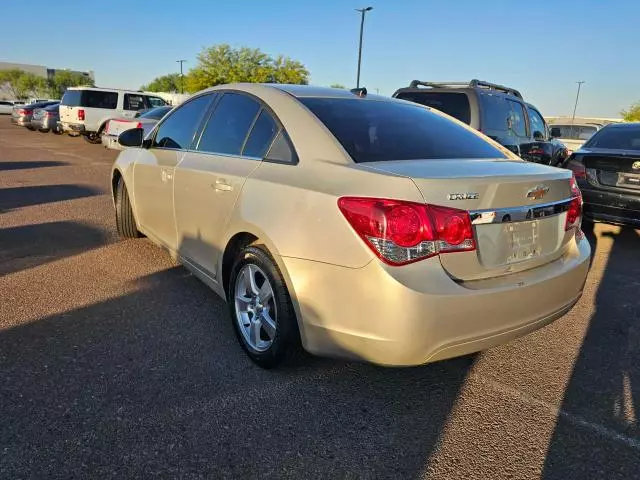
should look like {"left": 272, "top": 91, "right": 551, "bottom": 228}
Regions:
{"left": 526, "top": 185, "right": 550, "bottom": 200}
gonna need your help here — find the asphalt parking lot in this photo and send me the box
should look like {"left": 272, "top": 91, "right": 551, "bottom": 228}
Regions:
{"left": 1, "top": 117, "right": 639, "bottom": 479}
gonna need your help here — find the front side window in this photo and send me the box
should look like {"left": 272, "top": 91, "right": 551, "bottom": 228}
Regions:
{"left": 300, "top": 98, "right": 506, "bottom": 163}
{"left": 197, "top": 93, "right": 261, "bottom": 156}
{"left": 394, "top": 92, "right": 471, "bottom": 124}
{"left": 527, "top": 106, "right": 547, "bottom": 138}
{"left": 81, "top": 90, "right": 118, "bottom": 109}
{"left": 153, "top": 94, "right": 214, "bottom": 150}
{"left": 124, "top": 94, "right": 146, "bottom": 111}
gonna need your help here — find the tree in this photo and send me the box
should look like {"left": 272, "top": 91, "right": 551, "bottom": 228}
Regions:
{"left": 50, "top": 70, "right": 94, "bottom": 98}
{"left": 621, "top": 102, "right": 640, "bottom": 122}
{"left": 141, "top": 73, "right": 182, "bottom": 93}
{"left": 0, "top": 69, "right": 28, "bottom": 98}
{"left": 185, "top": 44, "right": 309, "bottom": 93}
{"left": 330, "top": 84, "right": 346, "bottom": 89}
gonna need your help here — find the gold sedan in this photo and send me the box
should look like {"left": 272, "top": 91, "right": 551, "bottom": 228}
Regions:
{"left": 111, "top": 84, "right": 590, "bottom": 369}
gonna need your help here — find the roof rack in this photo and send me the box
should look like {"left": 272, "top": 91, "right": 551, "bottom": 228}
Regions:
{"left": 408, "top": 79, "right": 522, "bottom": 99}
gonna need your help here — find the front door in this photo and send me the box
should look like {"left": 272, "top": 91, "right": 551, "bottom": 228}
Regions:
{"left": 174, "top": 92, "right": 280, "bottom": 278}
{"left": 132, "top": 93, "right": 216, "bottom": 250}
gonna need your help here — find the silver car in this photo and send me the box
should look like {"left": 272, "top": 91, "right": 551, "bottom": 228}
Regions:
{"left": 30, "top": 104, "right": 60, "bottom": 133}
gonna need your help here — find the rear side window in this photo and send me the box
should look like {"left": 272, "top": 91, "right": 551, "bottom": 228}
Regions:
{"left": 80, "top": 90, "right": 118, "bottom": 109}
{"left": 153, "top": 94, "right": 214, "bottom": 150}
{"left": 124, "top": 94, "right": 146, "bottom": 111}
{"left": 482, "top": 95, "right": 527, "bottom": 137}
{"left": 197, "top": 93, "right": 261, "bottom": 156}
{"left": 61, "top": 90, "right": 82, "bottom": 106}
{"left": 394, "top": 92, "right": 471, "bottom": 124}
{"left": 583, "top": 126, "right": 640, "bottom": 150}
{"left": 300, "top": 98, "right": 506, "bottom": 163}
{"left": 243, "top": 110, "right": 278, "bottom": 158}
{"left": 527, "top": 107, "right": 547, "bottom": 137}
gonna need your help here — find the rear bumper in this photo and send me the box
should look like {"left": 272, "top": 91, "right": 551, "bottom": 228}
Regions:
{"left": 581, "top": 186, "right": 640, "bottom": 228}
{"left": 283, "top": 235, "right": 591, "bottom": 366}
{"left": 11, "top": 116, "right": 31, "bottom": 126}
{"left": 59, "top": 122, "right": 86, "bottom": 134}
{"left": 101, "top": 134, "right": 123, "bottom": 150}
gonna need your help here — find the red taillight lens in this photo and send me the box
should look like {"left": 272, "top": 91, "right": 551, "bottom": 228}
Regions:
{"left": 565, "top": 176, "right": 583, "bottom": 231}
{"left": 16, "top": 109, "right": 27, "bottom": 115}
{"left": 104, "top": 121, "right": 110, "bottom": 134}
{"left": 338, "top": 197, "right": 475, "bottom": 266}
{"left": 566, "top": 158, "right": 586, "bottom": 179}
{"left": 77, "top": 109, "right": 85, "bottom": 121}
{"left": 136, "top": 122, "right": 143, "bottom": 129}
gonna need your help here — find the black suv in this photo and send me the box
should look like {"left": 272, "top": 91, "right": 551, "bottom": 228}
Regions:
{"left": 393, "top": 79, "right": 569, "bottom": 166}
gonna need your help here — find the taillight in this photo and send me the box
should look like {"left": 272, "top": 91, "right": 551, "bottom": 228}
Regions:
{"left": 136, "top": 122, "right": 143, "bottom": 129}
{"left": 45, "top": 111, "right": 54, "bottom": 117}
{"left": 104, "top": 121, "right": 110, "bottom": 134}
{"left": 16, "top": 109, "right": 27, "bottom": 115}
{"left": 77, "top": 109, "right": 85, "bottom": 121}
{"left": 337, "top": 197, "right": 475, "bottom": 266}
{"left": 566, "top": 156, "right": 586, "bottom": 179}
{"left": 565, "top": 176, "right": 583, "bottom": 231}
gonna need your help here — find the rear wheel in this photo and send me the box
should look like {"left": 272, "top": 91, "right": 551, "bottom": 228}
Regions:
{"left": 115, "top": 178, "right": 141, "bottom": 239}
{"left": 228, "top": 246, "right": 304, "bottom": 369}
{"left": 83, "top": 131, "right": 102, "bottom": 144}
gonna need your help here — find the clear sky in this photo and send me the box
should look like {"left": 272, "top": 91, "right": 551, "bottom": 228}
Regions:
{"left": 2, "top": 0, "right": 637, "bottom": 117}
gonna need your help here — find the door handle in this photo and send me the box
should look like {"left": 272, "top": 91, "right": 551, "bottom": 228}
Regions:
{"left": 213, "top": 180, "right": 233, "bottom": 192}
{"left": 160, "top": 169, "right": 173, "bottom": 183}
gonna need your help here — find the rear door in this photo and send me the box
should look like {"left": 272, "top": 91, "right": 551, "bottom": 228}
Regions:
{"left": 59, "top": 89, "right": 82, "bottom": 124}
{"left": 132, "top": 93, "right": 216, "bottom": 249}
{"left": 174, "top": 92, "right": 278, "bottom": 277}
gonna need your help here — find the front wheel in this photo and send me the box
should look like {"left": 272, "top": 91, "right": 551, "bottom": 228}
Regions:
{"left": 115, "top": 178, "right": 141, "bottom": 239}
{"left": 228, "top": 246, "right": 304, "bottom": 369}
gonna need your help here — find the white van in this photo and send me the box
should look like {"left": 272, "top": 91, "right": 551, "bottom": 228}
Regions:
{"left": 58, "top": 87, "right": 168, "bottom": 143}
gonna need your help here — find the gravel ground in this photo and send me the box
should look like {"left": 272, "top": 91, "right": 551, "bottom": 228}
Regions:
{"left": 1, "top": 117, "right": 639, "bottom": 479}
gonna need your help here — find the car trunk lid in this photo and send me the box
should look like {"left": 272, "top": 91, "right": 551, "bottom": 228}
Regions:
{"left": 580, "top": 149, "right": 640, "bottom": 194}
{"left": 105, "top": 119, "right": 140, "bottom": 136}
{"left": 362, "top": 159, "right": 575, "bottom": 281}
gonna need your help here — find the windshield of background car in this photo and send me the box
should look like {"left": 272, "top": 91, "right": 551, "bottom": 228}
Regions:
{"left": 481, "top": 95, "right": 527, "bottom": 137}
{"left": 583, "top": 126, "right": 640, "bottom": 150}
{"left": 299, "top": 98, "right": 507, "bottom": 163}
{"left": 553, "top": 125, "right": 598, "bottom": 140}
{"left": 140, "top": 106, "right": 172, "bottom": 120}
{"left": 61, "top": 90, "right": 82, "bottom": 106}
{"left": 393, "top": 92, "right": 471, "bottom": 124}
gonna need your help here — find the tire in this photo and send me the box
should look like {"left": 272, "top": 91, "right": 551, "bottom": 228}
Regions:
{"left": 115, "top": 177, "right": 141, "bottom": 239}
{"left": 83, "top": 131, "right": 102, "bottom": 144}
{"left": 228, "top": 246, "right": 304, "bottom": 369}
{"left": 38, "top": 129, "right": 50, "bottom": 133}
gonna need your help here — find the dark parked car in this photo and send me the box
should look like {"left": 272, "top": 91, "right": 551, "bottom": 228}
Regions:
{"left": 30, "top": 104, "right": 60, "bottom": 133}
{"left": 393, "top": 79, "right": 569, "bottom": 166}
{"left": 564, "top": 122, "right": 640, "bottom": 228}
{"left": 11, "top": 101, "right": 59, "bottom": 128}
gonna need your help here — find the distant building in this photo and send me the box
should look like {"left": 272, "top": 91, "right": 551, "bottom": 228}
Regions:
{"left": 0, "top": 61, "right": 95, "bottom": 100}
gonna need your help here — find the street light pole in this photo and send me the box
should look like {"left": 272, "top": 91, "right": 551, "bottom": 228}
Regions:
{"left": 355, "top": 6, "right": 373, "bottom": 89}
{"left": 571, "top": 81, "right": 585, "bottom": 123}
{"left": 176, "top": 59, "right": 187, "bottom": 94}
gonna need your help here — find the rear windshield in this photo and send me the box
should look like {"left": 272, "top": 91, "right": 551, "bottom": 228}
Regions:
{"left": 300, "top": 98, "right": 506, "bottom": 163}
{"left": 552, "top": 125, "right": 598, "bottom": 140}
{"left": 583, "top": 126, "right": 640, "bottom": 150}
{"left": 394, "top": 92, "right": 471, "bottom": 124}
{"left": 61, "top": 90, "right": 118, "bottom": 109}
{"left": 139, "top": 106, "right": 172, "bottom": 120}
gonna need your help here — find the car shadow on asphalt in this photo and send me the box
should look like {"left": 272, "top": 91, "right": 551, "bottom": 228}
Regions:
{"left": 542, "top": 224, "right": 640, "bottom": 479}
{"left": 0, "top": 221, "right": 109, "bottom": 277}
{"left": 0, "top": 264, "right": 473, "bottom": 479}
{"left": 0, "top": 184, "right": 103, "bottom": 213}
{"left": 0, "top": 160, "right": 69, "bottom": 171}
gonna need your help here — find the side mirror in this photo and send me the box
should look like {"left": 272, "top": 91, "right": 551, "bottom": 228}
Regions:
{"left": 533, "top": 130, "right": 545, "bottom": 141}
{"left": 118, "top": 128, "right": 144, "bottom": 147}
{"left": 550, "top": 127, "right": 562, "bottom": 138}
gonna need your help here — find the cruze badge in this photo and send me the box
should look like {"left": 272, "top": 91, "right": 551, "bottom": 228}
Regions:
{"left": 526, "top": 185, "right": 550, "bottom": 200}
{"left": 632, "top": 161, "right": 640, "bottom": 171}
{"left": 448, "top": 192, "right": 479, "bottom": 200}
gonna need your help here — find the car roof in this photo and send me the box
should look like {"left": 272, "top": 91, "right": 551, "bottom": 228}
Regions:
{"left": 601, "top": 122, "right": 640, "bottom": 129}
{"left": 204, "top": 83, "right": 392, "bottom": 102}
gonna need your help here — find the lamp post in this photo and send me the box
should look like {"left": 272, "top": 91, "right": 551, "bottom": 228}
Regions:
{"left": 355, "top": 6, "right": 373, "bottom": 88}
{"left": 571, "top": 81, "right": 585, "bottom": 123}
{"left": 176, "top": 59, "right": 187, "bottom": 94}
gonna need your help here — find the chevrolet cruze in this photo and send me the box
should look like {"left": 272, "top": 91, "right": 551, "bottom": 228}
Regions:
{"left": 111, "top": 84, "right": 591, "bottom": 368}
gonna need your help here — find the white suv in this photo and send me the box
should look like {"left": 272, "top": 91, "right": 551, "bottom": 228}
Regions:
{"left": 58, "top": 87, "right": 167, "bottom": 143}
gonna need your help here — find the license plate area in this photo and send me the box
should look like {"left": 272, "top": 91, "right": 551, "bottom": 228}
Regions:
{"left": 505, "top": 220, "right": 540, "bottom": 264}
